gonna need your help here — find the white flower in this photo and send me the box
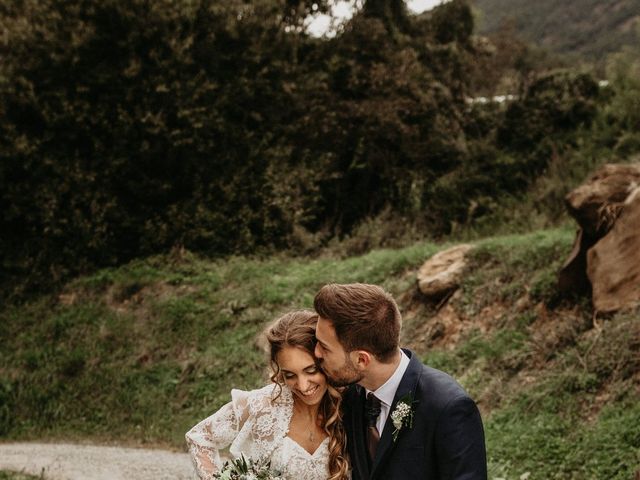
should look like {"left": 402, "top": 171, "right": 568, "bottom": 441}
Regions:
{"left": 390, "top": 396, "right": 415, "bottom": 442}
{"left": 391, "top": 402, "right": 411, "bottom": 430}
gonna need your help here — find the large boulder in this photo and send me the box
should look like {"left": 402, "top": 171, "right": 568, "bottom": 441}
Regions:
{"left": 558, "top": 228, "right": 592, "bottom": 295}
{"left": 417, "top": 244, "right": 473, "bottom": 300}
{"left": 559, "top": 162, "right": 640, "bottom": 312}
{"left": 587, "top": 188, "right": 640, "bottom": 312}
{"left": 565, "top": 163, "right": 640, "bottom": 236}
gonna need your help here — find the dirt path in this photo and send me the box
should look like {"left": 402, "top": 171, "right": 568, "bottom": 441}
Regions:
{"left": 0, "top": 442, "right": 194, "bottom": 480}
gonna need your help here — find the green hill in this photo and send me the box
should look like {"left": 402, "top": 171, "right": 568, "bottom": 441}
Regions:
{"left": 1, "top": 228, "right": 638, "bottom": 479}
{"left": 472, "top": 0, "right": 640, "bottom": 61}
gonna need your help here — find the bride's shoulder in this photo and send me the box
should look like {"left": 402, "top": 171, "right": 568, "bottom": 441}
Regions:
{"left": 230, "top": 384, "right": 293, "bottom": 414}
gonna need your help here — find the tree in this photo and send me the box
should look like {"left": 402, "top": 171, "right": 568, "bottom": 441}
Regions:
{"left": 0, "top": 0, "right": 308, "bottom": 296}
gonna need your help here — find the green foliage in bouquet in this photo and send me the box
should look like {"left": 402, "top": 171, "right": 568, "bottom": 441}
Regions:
{"left": 214, "top": 455, "right": 285, "bottom": 480}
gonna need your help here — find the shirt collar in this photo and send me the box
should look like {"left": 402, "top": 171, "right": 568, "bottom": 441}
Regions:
{"left": 366, "top": 349, "right": 410, "bottom": 408}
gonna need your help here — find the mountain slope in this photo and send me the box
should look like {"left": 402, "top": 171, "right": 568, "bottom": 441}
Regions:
{"left": 472, "top": 0, "right": 640, "bottom": 61}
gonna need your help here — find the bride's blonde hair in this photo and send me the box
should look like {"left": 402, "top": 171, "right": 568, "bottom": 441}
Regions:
{"left": 265, "top": 310, "right": 349, "bottom": 480}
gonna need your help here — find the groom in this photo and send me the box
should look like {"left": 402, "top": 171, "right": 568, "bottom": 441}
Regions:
{"left": 313, "top": 283, "right": 487, "bottom": 480}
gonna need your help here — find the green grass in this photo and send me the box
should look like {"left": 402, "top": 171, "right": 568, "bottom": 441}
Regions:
{"left": 1, "top": 227, "right": 638, "bottom": 478}
{"left": 419, "top": 232, "right": 640, "bottom": 480}
{"left": 0, "top": 239, "right": 442, "bottom": 447}
{"left": 0, "top": 472, "right": 42, "bottom": 480}
{"left": 485, "top": 309, "right": 640, "bottom": 479}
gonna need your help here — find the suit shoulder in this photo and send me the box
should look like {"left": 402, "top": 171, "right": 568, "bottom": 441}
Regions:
{"left": 415, "top": 364, "right": 471, "bottom": 406}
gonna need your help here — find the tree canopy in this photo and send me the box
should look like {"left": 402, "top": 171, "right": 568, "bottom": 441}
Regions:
{"left": 0, "top": 0, "right": 612, "bottom": 298}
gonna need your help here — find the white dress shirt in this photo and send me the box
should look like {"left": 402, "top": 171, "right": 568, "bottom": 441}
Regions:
{"left": 365, "top": 349, "right": 410, "bottom": 434}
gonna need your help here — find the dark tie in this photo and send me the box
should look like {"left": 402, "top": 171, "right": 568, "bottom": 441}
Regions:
{"left": 364, "top": 392, "right": 382, "bottom": 462}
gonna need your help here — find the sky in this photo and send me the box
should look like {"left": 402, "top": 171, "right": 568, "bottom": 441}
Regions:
{"left": 307, "top": 0, "right": 446, "bottom": 37}
{"left": 406, "top": 0, "right": 446, "bottom": 12}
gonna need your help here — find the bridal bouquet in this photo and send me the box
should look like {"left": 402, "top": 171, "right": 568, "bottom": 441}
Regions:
{"left": 214, "top": 455, "right": 286, "bottom": 480}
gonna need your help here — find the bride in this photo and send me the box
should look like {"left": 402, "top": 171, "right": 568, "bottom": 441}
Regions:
{"left": 185, "top": 310, "right": 350, "bottom": 480}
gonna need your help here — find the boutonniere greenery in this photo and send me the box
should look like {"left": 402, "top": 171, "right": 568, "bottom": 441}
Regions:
{"left": 390, "top": 393, "right": 416, "bottom": 442}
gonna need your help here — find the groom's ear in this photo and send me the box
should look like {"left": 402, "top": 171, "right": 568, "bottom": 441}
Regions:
{"left": 352, "top": 350, "right": 372, "bottom": 370}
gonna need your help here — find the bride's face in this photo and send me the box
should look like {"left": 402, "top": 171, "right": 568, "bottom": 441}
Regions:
{"left": 277, "top": 346, "right": 328, "bottom": 406}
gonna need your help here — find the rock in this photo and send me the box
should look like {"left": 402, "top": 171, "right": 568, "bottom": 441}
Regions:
{"left": 587, "top": 188, "right": 640, "bottom": 312}
{"left": 417, "top": 244, "right": 473, "bottom": 299}
{"left": 558, "top": 228, "right": 592, "bottom": 295}
{"left": 559, "top": 162, "right": 640, "bottom": 312}
{"left": 559, "top": 162, "right": 640, "bottom": 298}
{"left": 565, "top": 163, "right": 640, "bottom": 237}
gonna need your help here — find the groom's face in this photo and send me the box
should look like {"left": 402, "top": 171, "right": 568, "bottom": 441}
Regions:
{"left": 315, "top": 316, "right": 363, "bottom": 387}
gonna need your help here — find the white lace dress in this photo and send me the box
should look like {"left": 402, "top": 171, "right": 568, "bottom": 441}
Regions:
{"left": 185, "top": 384, "right": 331, "bottom": 480}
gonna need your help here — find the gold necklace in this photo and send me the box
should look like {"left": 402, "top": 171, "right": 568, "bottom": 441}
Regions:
{"left": 308, "top": 415, "right": 316, "bottom": 443}
{"left": 295, "top": 401, "right": 318, "bottom": 444}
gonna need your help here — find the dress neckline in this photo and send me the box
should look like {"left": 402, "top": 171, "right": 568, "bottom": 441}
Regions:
{"left": 284, "top": 435, "right": 329, "bottom": 457}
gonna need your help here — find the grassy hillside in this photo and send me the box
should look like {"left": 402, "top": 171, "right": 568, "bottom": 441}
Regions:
{"left": 472, "top": 0, "right": 640, "bottom": 61}
{"left": 1, "top": 228, "right": 638, "bottom": 479}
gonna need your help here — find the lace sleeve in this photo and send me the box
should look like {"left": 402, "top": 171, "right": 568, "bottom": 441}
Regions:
{"left": 185, "top": 391, "right": 252, "bottom": 479}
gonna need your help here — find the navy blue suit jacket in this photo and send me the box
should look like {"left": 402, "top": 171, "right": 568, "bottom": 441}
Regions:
{"left": 343, "top": 349, "right": 487, "bottom": 480}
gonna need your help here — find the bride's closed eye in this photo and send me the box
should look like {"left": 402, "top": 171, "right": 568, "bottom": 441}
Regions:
{"left": 282, "top": 364, "right": 320, "bottom": 380}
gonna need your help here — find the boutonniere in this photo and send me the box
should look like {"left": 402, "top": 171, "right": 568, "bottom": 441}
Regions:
{"left": 390, "top": 393, "right": 416, "bottom": 442}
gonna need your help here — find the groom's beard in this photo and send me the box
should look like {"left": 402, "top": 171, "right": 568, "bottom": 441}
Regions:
{"left": 320, "top": 358, "right": 363, "bottom": 388}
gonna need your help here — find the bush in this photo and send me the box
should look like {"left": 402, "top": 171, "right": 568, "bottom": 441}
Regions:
{"left": 498, "top": 71, "right": 600, "bottom": 151}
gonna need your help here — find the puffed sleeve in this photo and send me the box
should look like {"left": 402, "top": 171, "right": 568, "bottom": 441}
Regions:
{"left": 185, "top": 390, "right": 252, "bottom": 480}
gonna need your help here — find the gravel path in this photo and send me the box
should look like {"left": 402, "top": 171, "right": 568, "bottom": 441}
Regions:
{"left": 0, "top": 442, "right": 195, "bottom": 480}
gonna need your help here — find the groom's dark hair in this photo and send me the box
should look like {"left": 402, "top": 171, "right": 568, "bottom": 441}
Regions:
{"left": 314, "top": 283, "right": 401, "bottom": 363}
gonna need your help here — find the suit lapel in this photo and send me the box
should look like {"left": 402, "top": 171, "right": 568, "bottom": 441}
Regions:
{"left": 370, "top": 349, "right": 423, "bottom": 478}
{"left": 348, "top": 385, "right": 371, "bottom": 480}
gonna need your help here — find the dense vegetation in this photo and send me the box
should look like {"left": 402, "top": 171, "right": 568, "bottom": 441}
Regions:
{"left": 0, "top": 0, "right": 475, "bottom": 297}
{"left": 1, "top": 229, "right": 638, "bottom": 479}
{"left": 3, "top": 0, "right": 640, "bottom": 301}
